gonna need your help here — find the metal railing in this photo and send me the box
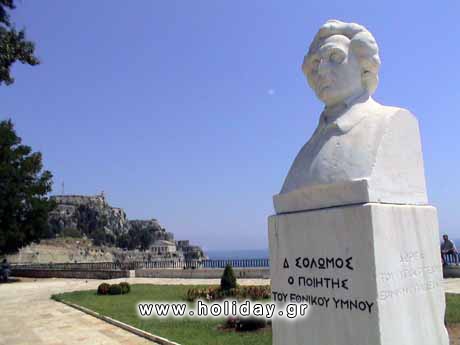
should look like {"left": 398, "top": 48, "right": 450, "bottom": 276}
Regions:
{"left": 444, "top": 253, "right": 460, "bottom": 265}
{"left": 11, "top": 258, "right": 270, "bottom": 271}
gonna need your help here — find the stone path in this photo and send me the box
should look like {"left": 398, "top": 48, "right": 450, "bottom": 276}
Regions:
{"left": 0, "top": 277, "right": 269, "bottom": 345}
{"left": 443, "top": 278, "right": 460, "bottom": 294}
{"left": 1, "top": 276, "right": 459, "bottom": 344}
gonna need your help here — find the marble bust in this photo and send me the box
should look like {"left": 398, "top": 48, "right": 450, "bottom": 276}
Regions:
{"left": 274, "top": 20, "right": 428, "bottom": 213}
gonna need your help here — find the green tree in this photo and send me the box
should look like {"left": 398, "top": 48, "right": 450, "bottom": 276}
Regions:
{"left": 116, "top": 233, "right": 130, "bottom": 249}
{"left": 0, "top": 120, "right": 55, "bottom": 255}
{"left": 137, "top": 227, "right": 154, "bottom": 251}
{"left": 91, "top": 228, "right": 115, "bottom": 247}
{"left": 92, "top": 228, "right": 106, "bottom": 247}
{"left": 61, "top": 227, "right": 82, "bottom": 238}
{"left": 0, "top": 0, "right": 39, "bottom": 85}
{"left": 220, "top": 264, "right": 237, "bottom": 291}
{"left": 125, "top": 226, "right": 154, "bottom": 251}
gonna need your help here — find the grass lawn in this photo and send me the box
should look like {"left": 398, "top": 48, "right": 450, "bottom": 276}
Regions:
{"left": 52, "top": 284, "right": 271, "bottom": 345}
{"left": 52, "top": 285, "right": 460, "bottom": 345}
{"left": 446, "top": 293, "right": 460, "bottom": 324}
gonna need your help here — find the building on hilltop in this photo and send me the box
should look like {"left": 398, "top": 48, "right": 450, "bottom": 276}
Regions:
{"left": 177, "top": 240, "right": 206, "bottom": 260}
{"left": 35, "top": 193, "right": 207, "bottom": 263}
{"left": 150, "top": 240, "right": 177, "bottom": 257}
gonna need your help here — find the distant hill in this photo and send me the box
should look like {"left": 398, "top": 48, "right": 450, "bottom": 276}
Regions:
{"left": 9, "top": 193, "right": 205, "bottom": 263}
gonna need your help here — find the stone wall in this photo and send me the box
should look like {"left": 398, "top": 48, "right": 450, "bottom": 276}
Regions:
{"left": 7, "top": 238, "right": 192, "bottom": 265}
{"left": 443, "top": 266, "right": 460, "bottom": 278}
{"left": 51, "top": 195, "right": 107, "bottom": 207}
{"left": 7, "top": 238, "right": 114, "bottom": 264}
{"left": 10, "top": 267, "right": 270, "bottom": 279}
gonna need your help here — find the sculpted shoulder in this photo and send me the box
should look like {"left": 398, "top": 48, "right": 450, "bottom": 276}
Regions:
{"left": 280, "top": 98, "right": 414, "bottom": 195}
{"left": 373, "top": 101, "right": 414, "bottom": 121}
{"left": 355, "top": 98, "right": 406, "bottom": 121}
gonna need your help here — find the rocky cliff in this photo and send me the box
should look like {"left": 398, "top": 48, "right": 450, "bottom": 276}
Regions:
{"left": 48, "top": 194, "right": 129, "bottom": 240}
{"left": 10, "top": 193, "right": 206, "bottom": 264}
{"left": 128, "top": 219, "right": 175, "bottom": 242}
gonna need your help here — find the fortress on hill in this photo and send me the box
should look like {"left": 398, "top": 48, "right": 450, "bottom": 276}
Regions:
{"left": 9, "top": 193, "right": 205, "bottom": 264}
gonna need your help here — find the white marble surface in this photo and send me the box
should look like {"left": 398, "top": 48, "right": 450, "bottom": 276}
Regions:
{"left": 275, "top": 103, "right": 428, "bottom": 212}
{"left": 274, "top": 179, "right": 371, "bottom": 213}
{"left": 276, "top": 20, "right": 427, "bottom": 212}
{"left": 268, "top": 203, "right": 448, "bottom": 345}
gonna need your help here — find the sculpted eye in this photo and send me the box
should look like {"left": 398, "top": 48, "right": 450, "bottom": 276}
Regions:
{"left": 312, "top": 58, "right": 320, "bottom": 68}
{"left": 329, "top": 51, "right": 345, "bottom": 64}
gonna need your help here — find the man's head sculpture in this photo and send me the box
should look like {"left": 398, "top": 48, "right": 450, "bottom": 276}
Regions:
{"left": 302, "top": 20, "right": 380, "bottom": 107}
{"left": 274, "top": 19, "right": 428, "bottom": 213}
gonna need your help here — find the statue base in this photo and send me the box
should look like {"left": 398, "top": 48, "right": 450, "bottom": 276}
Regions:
{"left": 273, "top": 179, "right": 428, "bottom": 214}
{"left": 268, "top": 203, "right": 448, "bottom": 345}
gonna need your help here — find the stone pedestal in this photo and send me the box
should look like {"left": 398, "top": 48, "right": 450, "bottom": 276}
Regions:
{"left": 268, "top": 203, "right": 448, "bottom": 345}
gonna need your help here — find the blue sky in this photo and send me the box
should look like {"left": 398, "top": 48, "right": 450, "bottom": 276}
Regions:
{"left": 3, "top": 1, "right": 460, "bottom": 251}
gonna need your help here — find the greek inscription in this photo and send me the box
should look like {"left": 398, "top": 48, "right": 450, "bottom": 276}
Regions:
{"left": 400, "top": 251, "right": 425, "bottom": 265}
{"left": 379, "top": 265, "right": 442, "bottom": 283}
{"left": 293, "top": 256, "right": 354, "bottom": 271}
{"left": 272, "top": 291, "right": 374, "bottom": 314}
{"left": 283, "top": 258, "right": 290, "bottom": 269}
{"left": 346, "top": 257, "right": 354, "bottom": 270}
{"left": 298, "top": 276, "right": 349, "bottom": 291}
{"left": 272, "top": 291, "right": 288, "bottom": 302}
{"left": 332, "top": 297, "right": 374, "bottom": 314}
{"left": 379, "top": 280, "right": 441, "bottom": 301}
{"left": 287, "top": 293, "right": 331, "bottom": 308}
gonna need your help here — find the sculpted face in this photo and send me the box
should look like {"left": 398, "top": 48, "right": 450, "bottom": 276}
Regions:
{"left": 309, "top": 35, "right": 365, "bottom": 107}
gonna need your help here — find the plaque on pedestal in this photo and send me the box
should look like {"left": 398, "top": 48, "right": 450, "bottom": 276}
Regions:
{"left": 269, "top": 204, "right": 447, "bottom": 345}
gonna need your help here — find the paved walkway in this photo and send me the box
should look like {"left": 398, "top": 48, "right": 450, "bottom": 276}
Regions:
{"left": 1, "top": 277, "right": 459, "bottom": 345}
{"left": 443, "top": 278, "right": 460, "bottom": 294}
{"left": 0, "top": 277, "right": 269, "bottom": 345}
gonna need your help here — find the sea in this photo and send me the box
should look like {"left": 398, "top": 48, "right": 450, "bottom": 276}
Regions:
{"left": 207, "top": 238, "right": 458, "bottom": 260}
{"left": 206, "top": 249, "right": 269, "bottom": 260}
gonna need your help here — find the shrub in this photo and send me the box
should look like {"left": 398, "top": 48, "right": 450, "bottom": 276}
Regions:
{"left": 186, "top": 287, "right": 200, "bottom": 301}
{"left": 92, "top": 228, "right": 107, "bottom": 246}
{"left": 186, "top": 287, "right": 219, "bottom": 302}
{"left": 119, "top": 282, "right": 131, "bottom": 294}
{"left": 220, "top": 264, "right": 237, "bottom": 291}
{"left": 61, "top": 227, "right": 82, "bottom": 238}
{"left": 185, "top": 285, "right": 271, "bottom": 302}
{"left": 97, "top": 283, "right": 110, "bottom": 295}
{"left": 236, "top": 317, "right": 267, "bottom": 331}
{"left": 224, "top": 316, "right": 238, "bottom": 329}
{"left": 108, "top": 284, "right": 122, "bottom": 295}
{"left": 239, "top": 285, "right": 271, "bottom": 300}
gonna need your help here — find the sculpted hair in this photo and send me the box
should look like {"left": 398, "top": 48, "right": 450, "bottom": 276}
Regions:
{"left": 302, "top": 20, "right": 381, "bottom": 94}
